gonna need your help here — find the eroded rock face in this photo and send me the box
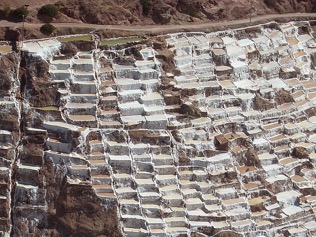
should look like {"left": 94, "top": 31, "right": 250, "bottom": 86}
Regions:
{"left": 311, "top": 52, "right": 316, "bottom": 67}
{"left": 12, "top": 158, "right": 121, "bottom": 237}
{"left": 0, "top": 50, "right": 122, "bottom": 237}
{"left": 275, "top": 89, "right": 294, "bottom": 105}
{"left": 55, "top": 183, "right": 121, "bottom": 237}
{"left": 70, "top": 41, "right": 96, "bottom": 52}
{"left": 21, "top": 54, "right": 61, "bottom": 107}
{"left": 244, "top": 148, "right": 260, "bottom": 167}
{"left": 0, "top": 53, "right": 20, "bottom": 96}
{"left": 60, "top": 42, "right": 78, "bottom": 58}
{"left": 213, "top": 231, "right": 242, "bottom": 237}
{"left": 253, "top": 93, "right": 275, "bottom": 111}
{"left": 155, "top": 39, "right": 179, "bottom": 75}
{"left": 180, "top": 103, "right": 204, "bottom": 117}
{"left": 176, "top": 0, "right": 204, "bottom": 18}
{"left": 0, "top": 52, "right": 21, "bottom": 235}
{"left": 292, "top": 147, "right": 309, "bottom": 159}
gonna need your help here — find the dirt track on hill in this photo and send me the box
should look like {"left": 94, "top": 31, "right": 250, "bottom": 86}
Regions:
{"left": 0, "top": 13, "right": 316, "bottom": 39}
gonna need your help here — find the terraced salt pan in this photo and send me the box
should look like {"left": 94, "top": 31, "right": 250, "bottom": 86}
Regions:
{"left": 22, "top": 39, "right": 61, "bottom": 60}
{"left": 15, "top": 21, "right": 316, "bottom": 237}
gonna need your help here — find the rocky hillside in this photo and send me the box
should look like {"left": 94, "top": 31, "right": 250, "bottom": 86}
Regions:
{"left": 1, "top": 0, "right": 315, "bottom": 25}
{"left": 54, "top": 0, "right": 316, "bottom": 25}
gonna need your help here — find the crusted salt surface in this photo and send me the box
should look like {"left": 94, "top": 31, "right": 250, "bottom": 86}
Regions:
{"left": 7, "top": 21, "right": 316, "bottom": 237}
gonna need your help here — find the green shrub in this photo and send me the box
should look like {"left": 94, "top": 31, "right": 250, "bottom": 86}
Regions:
{"left": 140, "top": 0, "right": 153, "bottom": 16}
{"left": 38, "top": 4, "right": 58, "bottom": 18}
{"left": 264, "top": 0, "right": 277, "bottom": 8}
{"left": 3, "top": 5, "right": 11, "bottom": 18}
{"left": 40, "top": 23, "right": 56, "bottom": 35}
{"left": 10, "top": 6, "right": 29, "bottom": 21}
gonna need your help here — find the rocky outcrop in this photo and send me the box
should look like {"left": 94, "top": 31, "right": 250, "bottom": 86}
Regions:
{"left": 180, "top": 103, "right": 205, "bottom": 117}
{"left": 275, "top": 89, "right": 294, "bottom": 105}
{"left": 60, "top": 42, "right": 78, "bottom": 58}
{"left": 244, "top": 148, "right": 260, "bottom": 167}
{"left": 21, "top": 54, "right": 61, "bottom": 107}
{"left": 0, "top": 53, "right": 20, "bottom": 96}
{"left": 253, "top": 93, "right": 275, "bottom": 111}
{"left": 55, "top": 182, "right": 121, "bottom": 237}
{"left": 0, "top": 52, "right": 21, "bottom": 235}
{"left": 292, "top": 147, "right": 309, "bottom": 159}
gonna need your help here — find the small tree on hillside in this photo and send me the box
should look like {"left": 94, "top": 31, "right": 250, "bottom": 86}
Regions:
{"left": 140, "top": 0, "right": 153, "bottom": 16}
{"left": 10, "top": 6, "right": 29, "bottom": 21}
{"left": 40, "top": 23, "right": 56, "bottom": 35}
{"left": 264, "top": 0, "right": 277, "bottom": 8}
{"left": 38, "top": 4, "right": 59, "bottom": 18}
{"left": 3, "top": 5, "right": 11, "bottom": 18}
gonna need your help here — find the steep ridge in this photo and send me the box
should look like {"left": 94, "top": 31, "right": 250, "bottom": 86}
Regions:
{"left": 0, "top": 0, "right": 315, "bottom": 26}
{"left": 0, "top": 51, "right": 20, "bottom": 236}
{"left": 1, "top": 20, "right": 316, "bottom": 236}
{"left": 50, "top": 0, "right": 316, "bottom": 25}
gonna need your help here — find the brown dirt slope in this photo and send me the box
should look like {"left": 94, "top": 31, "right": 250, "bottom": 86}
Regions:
{"left": 0, "top": 0, "right": 315, "bottom": 25}
{"left": 0, "top": 1, "right": 53, "bottom": 8}
{"left": 55, "top": 0, "right": 315, "bottom": 25}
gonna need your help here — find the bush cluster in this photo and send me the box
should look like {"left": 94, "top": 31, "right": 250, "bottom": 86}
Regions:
{"left": 38, "top": 4, "right": 58, "bottom": 18}
{"left": 140, "top": 0, "right": 153, "bottom": 16}
{"left": 0, "top": 4, "right": 59, "bottom": 22}
{"left": 7, "top": 6, "right": 29, "bottom": 21}
{"left": 40, "top": 23, "right": 56, "bottom": 35}
{"left": 2, "top": 5, "right": 11, "bottom": 18}
{"left": 264, "top": 0, "right": 277, "bottom": 8}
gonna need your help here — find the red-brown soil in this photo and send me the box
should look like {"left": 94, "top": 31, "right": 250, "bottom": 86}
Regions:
{"left": 0, "top": 0, "right": 315, "bottom": 26}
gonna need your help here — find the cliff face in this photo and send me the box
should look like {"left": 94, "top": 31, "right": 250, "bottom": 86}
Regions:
{"left": 0, "top": 51, "right": 121, "bottom": 237}
{"left": 0, "top": 52, "right": 21, "bottom": 235}
{"left": 55, "top": 182, "right": 121, "bottom": 237}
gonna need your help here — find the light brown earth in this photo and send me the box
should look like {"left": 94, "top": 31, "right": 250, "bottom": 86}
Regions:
{"left": 0, "top": 13, "right": 316, "bottom": 40}
{"left": 1, "top": 0, "right": 315, "bottom": 25}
